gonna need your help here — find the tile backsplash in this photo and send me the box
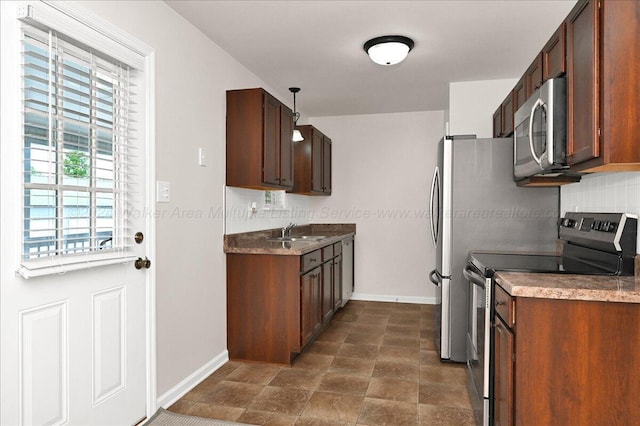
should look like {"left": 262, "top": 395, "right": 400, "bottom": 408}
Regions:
{"left": 561, "top": 172, "right": 640, "bottom": 253}
{"left": 224, "top": 186, "right": 311, "bottom": 234}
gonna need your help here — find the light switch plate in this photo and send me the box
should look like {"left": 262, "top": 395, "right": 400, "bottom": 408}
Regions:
{"left": 157, "top": 181, "right": 170, "bottom": 203}
{"left": 198, "top": 147, "right": 207, "bottom": 167}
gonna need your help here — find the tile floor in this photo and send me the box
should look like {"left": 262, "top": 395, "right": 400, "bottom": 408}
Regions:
{"left": 168, "top": 300, "right": 476, "bottom": 425}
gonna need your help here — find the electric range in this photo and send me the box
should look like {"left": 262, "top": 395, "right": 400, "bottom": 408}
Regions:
{"left": 464, "top": 212, "right": 638, "bottom": 426}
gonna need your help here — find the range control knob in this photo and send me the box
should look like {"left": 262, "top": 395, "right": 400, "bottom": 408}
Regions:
{"left": 560, "top": 218, "right": 576, "bottom": 228}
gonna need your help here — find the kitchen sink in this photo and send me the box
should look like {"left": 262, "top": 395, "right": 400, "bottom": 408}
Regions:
{"left": 267, "top": 235, "right": 327, "bottom": 242}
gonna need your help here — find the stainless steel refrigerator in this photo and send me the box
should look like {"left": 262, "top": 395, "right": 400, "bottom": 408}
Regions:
{"left": 428, "top": 135, "right": 559, "bottom": 362}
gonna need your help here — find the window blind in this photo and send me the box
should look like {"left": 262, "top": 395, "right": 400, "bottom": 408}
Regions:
{"left": 21, "top": 24, "right": 137, "bottom": 262}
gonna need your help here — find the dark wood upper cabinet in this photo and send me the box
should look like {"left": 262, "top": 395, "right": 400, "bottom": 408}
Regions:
{"left": 292, "top": 125, "right": 332, "bottom": 195}
{"left": 543, "top": 22, "right": 567, "bottom": 81}
{"left": 262, "top": 93, "right": 281, "bottom": 186}
{"left": 493, "top": 91, "right": 515, "bottom": 137}
{"left": 501, "top": 92, "right": 515, "bottom": 136}
{"left": 513, "top": 76, "right": 527, "bottom": 112}
{"left": 492, "top": 106, "right": 503, "bottom": 138}
{"left": 567, "top": 0, "right": 640, "bottom": 172}
{"left": 226, "top": 88, "right": 294, "bottom": 190}
{"left": 322, "top": 137, "right": 332, "bottom": 193}
{"left": 279, "top": 106, "right": 294, "bottom": 187}
{"left": 525, "top": 53, "right": 544, "bottom": 97}
{"left": 567, "top": 0, "right": 599, "bottom": 166}
{"left": 497, "top": 0, "right": 640, "bottom": 183}
{"left": 311, "top": 129, "right": 323, "bottom": 193}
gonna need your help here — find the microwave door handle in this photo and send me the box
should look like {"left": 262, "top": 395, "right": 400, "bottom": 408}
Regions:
{"left": 543, "top": 101, "right": 551, "bottom": 165}
{"left": 429, "top": 167, "right": 439, "bottom": 246}
{"left": 528, "top": 98, "right": 544, "bottom": 165}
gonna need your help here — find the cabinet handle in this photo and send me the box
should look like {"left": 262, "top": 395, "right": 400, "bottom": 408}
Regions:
{"left": 309, "top": 258, "right": 317, "bottom": 263}
{"left": 496, "top": 300, "right": 505, "bottom": 306}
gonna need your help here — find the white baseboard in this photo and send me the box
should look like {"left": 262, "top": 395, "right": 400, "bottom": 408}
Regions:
{"left": 350, "top": 293, "right": 436, "bottom": 305}
{"left": 157, "top": 349, "right": 229, "bottom": 409}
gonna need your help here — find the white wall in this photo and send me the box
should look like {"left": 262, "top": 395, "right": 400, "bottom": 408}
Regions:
{"left": 224, "top": 187, "right": 311, "bottom": 234}
{"left": 448, "top": 78, "right": 517, "bottom": 138}
{"left": 74, "top": 0, "right": 294, "bottom": 399}
{"left": 308, "top": 111, "right": 445, "bottom": 303}
{"left": 561, "top": 173, "right": 640, "bottom": 253}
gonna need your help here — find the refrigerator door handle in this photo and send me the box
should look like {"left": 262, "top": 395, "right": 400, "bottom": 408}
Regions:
{"left": 429, "top": 167, "right": 440, "bottom": 246}
{"left": 429, "top": 269, "right": 442, "bottom": 286}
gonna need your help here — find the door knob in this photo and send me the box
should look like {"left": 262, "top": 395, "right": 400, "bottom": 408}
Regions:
{"left": 135, "top": 256, "right": 151, "bottom": 270}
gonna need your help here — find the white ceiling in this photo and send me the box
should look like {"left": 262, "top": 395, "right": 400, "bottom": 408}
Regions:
{"left": 165, "top": 0, "right": 577, "bottom": 117}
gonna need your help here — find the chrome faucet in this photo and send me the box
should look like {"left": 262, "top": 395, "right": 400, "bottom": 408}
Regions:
{"left": 281, "top": 222, "right": 296, "bottom": 238}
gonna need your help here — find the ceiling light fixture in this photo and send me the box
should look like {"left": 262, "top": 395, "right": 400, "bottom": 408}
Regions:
{"left": 289, "top": 87, "right": 304, "bottom": 142}
{"left": 363, "top": 35, "right": 415, "bottom": 66}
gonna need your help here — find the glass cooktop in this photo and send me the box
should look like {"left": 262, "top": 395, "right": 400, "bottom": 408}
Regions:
{"left": 468, "top": 251, "right": 621, "bottom": 276}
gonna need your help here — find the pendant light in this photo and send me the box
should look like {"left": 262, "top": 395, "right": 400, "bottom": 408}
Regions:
{"left": 289, "top": 87, "right": 304, "bottom": 142}
{"left": 363, "top": 35, "right": 414, "bottom": 66}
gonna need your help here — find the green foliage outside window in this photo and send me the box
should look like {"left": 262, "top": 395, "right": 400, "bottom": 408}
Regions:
{"left": 63, "top": 150, "right": 89, "bottom": 178}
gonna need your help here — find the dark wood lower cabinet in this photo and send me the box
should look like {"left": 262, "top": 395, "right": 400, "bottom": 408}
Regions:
{"left": 227, "top": 254, "right": 301, "bottom": 364}
{"left": 494, "top": 285, "right": 640, "bottom": 425}
{"left": 333, "top": 253, "right": 342, "bottom": 311}
{"left": 227, "top": 241, "right": 346, "bottom": 364}
{"left": 300, "top": 267, "right": 322, "bottom": 348}
{"left": 322, "top": 261, "right": 333, "bottom": 323}
{"left": 494, "top": 316, "right": 514, "bottom": 426}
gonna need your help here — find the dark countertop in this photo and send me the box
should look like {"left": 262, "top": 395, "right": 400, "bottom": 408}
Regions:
{"left": 495, "top": 267, "right": 640, "bottom": 304}
{"left": 224, "top": 223, "right": 355, "bottom": 256}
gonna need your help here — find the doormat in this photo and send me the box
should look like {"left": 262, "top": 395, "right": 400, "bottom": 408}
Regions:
{"left": 145, "top": 408, "right": 252, "bottom": 426}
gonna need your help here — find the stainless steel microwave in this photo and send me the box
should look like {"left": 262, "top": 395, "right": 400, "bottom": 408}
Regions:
{"left": 513, "top": 77, "right": 567, "bottom": 180}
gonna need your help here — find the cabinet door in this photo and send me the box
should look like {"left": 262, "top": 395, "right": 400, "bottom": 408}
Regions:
{"left": 567, "top": 0, "right": 599, "bottom": 165}
{"left": 322, "top": 137, "right": 332, "bottom": 193}
{"left": 279, "top": 106, "right": 294, "bottom": 188}
{"left": 322, "top": 261, "right": 333, "bottom": 322}
{"left": 312, "top": 269, "right": 322, "bottom": 334}
{"left": 311, "top": 129, "right": 324, "bottom": 192}
{"left": 300, "top": 270, "right": 314, "bottom": 347}
{"left": 513, "top": 77, "right": 527, "bottom": 112}
{"left": 493, "top": 107, "right": 503, "bottom": 138}
{"left": 301, "top": 268, "right": 322, "bottom": 347}
{"left": 263, "top": 93, "right": 281, "bottom": 185}
{"left": 333, "top": 254, "right": 342, "bottom": 311}
{"left": 494, "top": 317, "right": 514, "bottom": 426}
{"left": 525, "top": 53, "right": 544, "bottom": 97}
{"left": 543, "top": 23, "right": 567, "bottom": 80}
{"left": 501, "top": 92, "right": 515, "bottom": 136}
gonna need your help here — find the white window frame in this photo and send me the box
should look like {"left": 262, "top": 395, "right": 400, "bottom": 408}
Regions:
{"left": 14, "top": 1, "right": 154, "bottom": 280}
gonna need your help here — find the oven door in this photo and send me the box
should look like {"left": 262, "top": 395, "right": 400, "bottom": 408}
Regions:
{"left": 464, "top": 264, "right": 492, "bottom": 426}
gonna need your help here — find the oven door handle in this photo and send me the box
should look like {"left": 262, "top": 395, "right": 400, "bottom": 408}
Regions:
{"left": 463, "top": 266, "right": 485, "bottom": 288}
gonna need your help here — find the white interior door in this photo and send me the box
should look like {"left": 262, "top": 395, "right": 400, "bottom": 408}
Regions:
{"left": 1, "top": 2, "right": 153, "bottom": 424}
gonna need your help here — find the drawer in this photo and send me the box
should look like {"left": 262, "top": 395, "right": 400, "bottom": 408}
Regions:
{"left": 301, "top": 250, "right": 321, "bottom": 273}
{"left": 495, "top": 284, "right": 515, "bottom": 327}
{"left": 334, "top": 242, "right": 342, "bottom": 256}
{"left": 322, "top": 244, "right": 334, "bottom": 261}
